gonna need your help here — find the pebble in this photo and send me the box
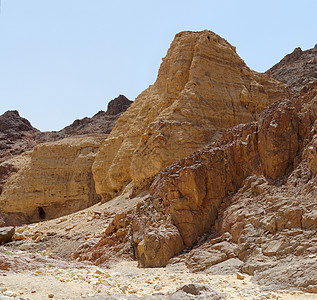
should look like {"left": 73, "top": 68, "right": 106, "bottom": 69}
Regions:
{"left": 2, "top": 291, "right": 14, "bottom": 297}
{"left": 48, "top": 294, "right": 54, "bottom": 298}
{"left": 236, "top": 272, "right": 245, "bottom": 280}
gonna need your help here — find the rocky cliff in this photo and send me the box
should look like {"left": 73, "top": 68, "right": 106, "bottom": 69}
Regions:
{"left": 0, "top": 136, "right": 104, "bottom": 225}
{"left": 92, "top": 30, "right": 290, "bottom": 201}
{"left": 0, "top": 95, "right": 132, "bottom": 164}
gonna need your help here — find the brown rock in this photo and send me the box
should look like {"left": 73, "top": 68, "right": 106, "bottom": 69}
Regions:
{"left": 105, "top": 95, "right": 133, "bottom": 116}
{"left": 56, "top": 95, "right": 132, "bottom": 138}
{"left": 0, "top": 110, "right": 43, "bottom": 164}
{"left": 0, "top": 96, "right": 132, "bottom": 200}
{"left": 0, "top": 226, "right": 15, "bottom": 244}
{"left": 258, "top": 99, "right": 299, "bottom": 179}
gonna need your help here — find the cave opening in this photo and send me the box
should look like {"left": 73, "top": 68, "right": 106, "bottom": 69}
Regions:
{"left": 38, "top": 207, "right": 46, "bottom": 220}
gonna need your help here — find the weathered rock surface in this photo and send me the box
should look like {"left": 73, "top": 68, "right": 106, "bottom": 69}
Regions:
{"left": 93, "top": 30, "right": 290, "bottom": 201}
{"left": 267, "top": 45, "right": 317, "bottom": 93}
{"left": 0, "top": 226, "right": 15, "bottom": 244}
{"left": 76, "top": 89, "right": 316, "bottom": 294}
{"left": 0, "top": 136, "right": 105, "bottom": 225}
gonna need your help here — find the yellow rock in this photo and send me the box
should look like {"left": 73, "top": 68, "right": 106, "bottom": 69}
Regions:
{"left": 93, "top": 30, "right": 290, "bottom": 201}
{"left": 0, "top": 136, "right": 105, "bottom": 224}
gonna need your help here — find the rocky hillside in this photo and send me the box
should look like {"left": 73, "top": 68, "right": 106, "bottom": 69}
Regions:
{"left": 93, "top": 30, "right": 290, "bottom": 201}
{"left": 74, "top": 37, "right": 317, "bottom": 293}
{"left": 0, "top": 95, "right": 132, "bottom": 164}
{"left": 267, "top": 44, "right": 317, "bottom": 93}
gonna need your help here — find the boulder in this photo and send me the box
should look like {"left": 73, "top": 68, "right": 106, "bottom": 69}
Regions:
{"left": 0, "top": 226, "right": 14, "bottom": 244}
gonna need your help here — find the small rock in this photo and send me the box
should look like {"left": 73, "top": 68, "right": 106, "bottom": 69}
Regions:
{"left": 48, "top": 294, "right": 54, "bottom": 298}
{"left": 34, "top": 236, "right": 42, "bottom": 243}
{"left": 19, "top": 243, "right": 33, "bottom": 251}
{"left": 237, "top": 272, "right": 245, "bottom": 280}
{"left": 13, "top": 232, "right": 26, "bottom": 241}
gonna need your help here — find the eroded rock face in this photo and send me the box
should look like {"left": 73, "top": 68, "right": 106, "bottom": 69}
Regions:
{"left": 258, "top": 99, "right": 300, "bottom": 179}
{"left": 0, "top": 136, "right": 104, "bottom": 225}
{"left": 92, "top": 30, "right": 290, "bottom": 201}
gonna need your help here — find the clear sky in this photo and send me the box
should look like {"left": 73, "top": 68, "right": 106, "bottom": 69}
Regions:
{"left": 0, "top": 0, "right": 316, "bottom": 131}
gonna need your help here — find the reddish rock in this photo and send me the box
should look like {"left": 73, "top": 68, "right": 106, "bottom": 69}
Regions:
{"left": 258, "top": 99, "right": 299, "bottom": 179}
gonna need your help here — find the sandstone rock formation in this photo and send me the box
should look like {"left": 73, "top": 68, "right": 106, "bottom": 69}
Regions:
{"left": 267, "top": 44, "right": 317, "bottom": 93}
{"left": 92, "top": 30, "right": 290, "bottom": 201}
{"left": 75, "top": 89, "right": 316, "bottom": 293}
{"left": 0, "top": 136, "right": 104, "bottom": 225}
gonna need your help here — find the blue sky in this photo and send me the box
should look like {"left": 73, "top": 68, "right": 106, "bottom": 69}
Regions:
{"left": 0, "top": 0, "right": 316, "bottom": 131}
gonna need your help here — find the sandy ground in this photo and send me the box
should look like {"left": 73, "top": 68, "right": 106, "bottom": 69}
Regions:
{"left": 1, "top": 260, "right": 317, "bottom": 300}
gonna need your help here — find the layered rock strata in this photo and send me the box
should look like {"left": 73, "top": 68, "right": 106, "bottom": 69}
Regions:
{"left": 93, "top": 30, "right": 290, "bottom": 201}
{"left": 0, "top": 136, "right": 104, "bottom": 225}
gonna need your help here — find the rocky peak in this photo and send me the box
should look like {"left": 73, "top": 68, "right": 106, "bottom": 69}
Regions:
{"left": 105, "top": 95, "right": 133, "bottom": 115}
{"left": 56, "top": 95, "right": 132, "bottom": 137}
{"left": 0, "top": 110, "right": 37, "bottom": 133}
{"left": 267, "top": 45, "right": 317, "bottom": 92}
{"left": 92, "top": 30, "right": 290, "bottom": 201}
